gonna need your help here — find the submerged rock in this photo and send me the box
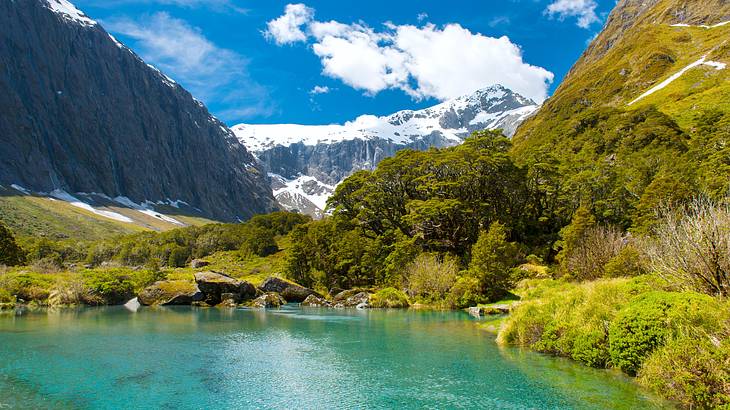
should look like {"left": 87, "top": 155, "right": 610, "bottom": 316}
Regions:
{"left": 251, "top": 292, "right": 286, "bottom": 308}
{"left": 138, "top": 281, "right": 204, "bottom": 306}
{"left": 194, "top": 271, "right": 257, "bottom": 305}
{"left": 259, "top": 276, "right": 321, "bottom": 302}
{"left": 301, "top": 295, "right": 331, "bottom": 307}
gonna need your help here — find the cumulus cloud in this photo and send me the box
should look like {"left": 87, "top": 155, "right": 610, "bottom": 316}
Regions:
{"left": 264, "top": 4, "right": 554, "bottom": 103}
{"left": 264, "top": 3, "right": 314, "bottom": 45}
{"left": 545, "top": 0, "right": 600, "bottom": 28}
{"left": 106, "top": 13, "right": 271, "bottom": 120}
{"left": 309, "top": 85, "right": 331, "bottom": 94}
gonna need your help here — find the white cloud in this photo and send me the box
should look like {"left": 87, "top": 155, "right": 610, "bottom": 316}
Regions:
{"left": 417, "top": 13, "right": 428, "bottom": 22}
{"left": 264, "top": 3, "right": 314, "bottom": 45}
{"left": 545, "top": 0, "right": 599, "bottom": 28}
{"left": 310, "top": 85, "right": 331, "bottom": 94}
{"left": 265, "top": 5, "right": 554, "bottom": 103}
{"left": 106, "top": 13, "right": 271, "bottom": 120}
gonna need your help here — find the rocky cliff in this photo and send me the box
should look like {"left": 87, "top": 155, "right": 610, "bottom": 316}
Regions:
{"left": 0, "top": 0, "right": 276, "bottom": 222}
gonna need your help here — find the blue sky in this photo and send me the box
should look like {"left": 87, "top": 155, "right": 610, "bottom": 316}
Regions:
{"left": 73, "top": 0, "right": 616, "bottom": 126}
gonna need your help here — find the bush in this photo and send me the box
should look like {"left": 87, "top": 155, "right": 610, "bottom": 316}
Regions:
{"left": 167, "top": 245, "right": 189, "bottom": 268}
{"left": 639, "top": 338, "right": 730, "bottom": 408}
{"left": 0, "top": 222, "right": 25, "bottom": 266}
{"left": 242, "top": 226, "right": 278, "bottom": 257}
{"left": 370, "top": 287, "right": 410, "bottom": 308}
{"left": 608, "top": 291, "right": 721, "bottom": 375}
{"left": 563, "top": 225, "right": 626, "bottom": 281}
{"left": 81, "top": 269, "right": 135, "bottom": 305}
{"left": 445, "top": 276, "right": 484, "bottom": 309}
{"left": 405, "top": 253, "right": 458, "bottom": 301}
{"left": 469, "top": 222, "right": 519, "bottom": 300}
{"left": 0, "top": 288, "right": 15, "bottom": 303}
{"left": 645, "top": 199, "right": 730, "bottom": 296}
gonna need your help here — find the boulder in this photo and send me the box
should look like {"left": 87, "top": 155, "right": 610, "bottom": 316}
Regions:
{"left": 190, "top": 259, "right": 210, "bottom": 269}
{"left": 301, "top": 295, "right": 331, "bottom": 307}
{"left": 218, "top": 293, "right": 240, "bottom": 308}
{"left": 251, "top": 292, "right": 286, "bottom": 308}
{"left": 194, "top": 271, "right": 257, "bottom": 305}
{"left": 259, "top": 276, "right": 321, "bottom": 302}
{"left": 138, "top": 281, "right": 204, "bottom": 306}
{"left": 334, "top": 291, "right": 371, "bottom": 308}
{"left": 332, "top": 288, "right": 369, "bottom": 303}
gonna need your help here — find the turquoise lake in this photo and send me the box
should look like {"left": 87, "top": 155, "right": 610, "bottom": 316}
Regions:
{"left": 0, "top": 306, "right": 668, "bottom": 409}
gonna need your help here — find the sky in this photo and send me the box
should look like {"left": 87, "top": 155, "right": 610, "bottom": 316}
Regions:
{"left": 72, "top": 0, "right": 617, "bottom": 126}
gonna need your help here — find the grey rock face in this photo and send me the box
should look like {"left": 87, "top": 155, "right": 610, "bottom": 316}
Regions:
{"left": 0, "top": 0, "right": 275, "bottom": 221}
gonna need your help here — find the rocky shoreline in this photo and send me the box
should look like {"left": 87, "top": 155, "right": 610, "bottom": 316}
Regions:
{"left": 137, "top": 271, "right": 375, "bottom": 309}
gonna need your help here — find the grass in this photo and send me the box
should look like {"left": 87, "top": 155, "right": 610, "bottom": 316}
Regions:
{"left": 0, "top": 188, "right": 220, "bottom": 241}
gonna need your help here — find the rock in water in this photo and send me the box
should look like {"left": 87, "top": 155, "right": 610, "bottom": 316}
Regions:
{"left": 138, "top": 281, "right": 204, "bottom": 306}
{"left": 334, "top": 291, "right": 371, "bottom": 308}
{"left": 301, "top": 295, "right": 331, "bottom": 307}
{"left": 194, "top": 271, "right": 257, "bottom": 305}
{"left": 259, "top": 277, "right": 321, "bottom": 302}
{"left": 251, "top": 292, "right": 286, "bottom": 308}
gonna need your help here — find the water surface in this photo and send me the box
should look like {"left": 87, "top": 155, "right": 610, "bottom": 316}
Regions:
{"left": 0, "top": 306, "right": 667, "bottom": 409}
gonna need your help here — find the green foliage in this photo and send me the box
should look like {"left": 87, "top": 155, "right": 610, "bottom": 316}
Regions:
{"left": 608, "top": 291, "right": 719, "bottom": 375}
{"left": 469, "top": 222, "right": 520, "bottom": 300}
{"left": 167, "top": 245, "right": 190, "bottom": 268}
{"left": 242, "top": 226, "right": 278, "bottom": 257}
{"left": 0, "top": 288, "right": 15, "bottom": 304}
{"left": 445, "top": 276, "right": 483, "bottom": 309}
{"left": 370, "top": 287, "right": 410, "bottom": 308}
{"left": 555, "top": 205, "right": 596, "bottom": 266}
{"left": 0, "top": 221, "right": 25, "bottom": 266}
{"left": 405, "top": 253, "right": 459, "bottom": 302}
{"left": 81, "top": 269, "right": 135, "bottom": 305}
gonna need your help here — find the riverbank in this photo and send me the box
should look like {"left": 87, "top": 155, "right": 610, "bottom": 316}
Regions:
{"left": 493, "top": 276, "right": 730, "bottom": 408}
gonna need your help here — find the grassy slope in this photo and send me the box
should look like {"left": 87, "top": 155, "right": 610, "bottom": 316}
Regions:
{"left": 0, "top": 188, "right": 217, "bottom": 240}
{"left": 512, "top": 0, "right": 730, "bottom": 156}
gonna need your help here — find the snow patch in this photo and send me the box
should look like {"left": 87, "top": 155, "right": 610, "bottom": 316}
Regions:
{"left": 113, "top": 196, "right": 185, "bottom": 225}
{"left": 50, "top": 190, "right": 133, "bottom": 223}
{"left": 45, "top": 0, "right": 97, "bottom": 27}
{"left": 671, "top": 21, "right": 730, "bottom": 29}
{"left": 233, "top": 85, "right": 538, "bottom": 152}
{"left": 628, "top": 56, "right": 726, "bottom": 105}
{"left": 10, "top": 184, "right": 31, "bottom": 195}
{"left": 271, "top": 174, "right": 334, "bottom": 211}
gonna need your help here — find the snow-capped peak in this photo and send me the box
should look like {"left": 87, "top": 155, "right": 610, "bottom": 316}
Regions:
{"left": 44, "top": 0, "right": 97, "bottom": 27}
{"left": 232, "top": 84, "right": 538, "bottom": 153}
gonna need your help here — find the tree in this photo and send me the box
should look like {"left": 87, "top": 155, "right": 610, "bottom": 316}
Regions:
{"left": 555, "top": 204, "right": 596, "bottom": 267}
{"left": 242, "top": 226, "right": 278, "bottom": 257}
{"left": 0, "top": 222, "right": 25, "bottom": 266}
{"left": 469, "top": 222, "right": 519, "bottom": 300}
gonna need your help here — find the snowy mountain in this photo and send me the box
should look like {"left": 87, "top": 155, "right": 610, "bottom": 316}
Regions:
{"left": 233, "top": 85, "right": 538, "bottom": 218}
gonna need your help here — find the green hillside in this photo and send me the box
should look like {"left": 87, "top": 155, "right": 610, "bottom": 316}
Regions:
{"left": 512, "top": 0, "right": 730, "bottom": 230}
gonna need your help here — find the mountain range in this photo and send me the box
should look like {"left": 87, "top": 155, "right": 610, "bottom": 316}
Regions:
{"left": 233, "top": 85, "right": 538, "bottom": 217}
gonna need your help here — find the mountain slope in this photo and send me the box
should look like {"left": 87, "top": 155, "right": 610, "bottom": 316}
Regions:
{"left": 234, "top": 86, "right": 538, "bottom": 217}
{"left": 0, "top": 0, "right": 276, "bottom": 223}
{"left": 511, "top": 0, "right": 730, "bottom": 228}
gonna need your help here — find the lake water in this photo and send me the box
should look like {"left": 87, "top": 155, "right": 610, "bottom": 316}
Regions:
{"left": 0, "top": 306, "right": 667, "bottom": 409}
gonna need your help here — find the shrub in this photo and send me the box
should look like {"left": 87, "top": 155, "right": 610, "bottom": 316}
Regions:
{"left": 370, "top": 287, "right": 410, "bottom": 308}
{"left": 639, "top": 338, "right": 730, "bottom": 408}
{"left": 0, "top": 288, "right": 15, "bottom": 303}
{"left": 563, "top": 225, "right": 626, "bottom": 281}
{"left": 81, "top": 269, "right": 135, "bottom": 305}
{"left": 242, "top": 226, "right": 278, "bottom": 257}
{"left": 603, "top": 242, "right": 645, "bottom": 278}
{"left": 405, "top": 253, "right": 458, "bottom": 301}
{"left": 469, "top": 222, "right": 519, "bottom": 300}
{"left": 167, "top": 245, "right": 189, "bottom": 268}
{"left": 645, "top": 199, "right": 730, "bottom": 296}
{"left": 0, "top": 222, "right": 25, "bottom": 266}
{"left": 608, "top": 291, "right": 720, "bottom": 375}
{"left": 445, "top": 276, "right": 484, "bottom": 309}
